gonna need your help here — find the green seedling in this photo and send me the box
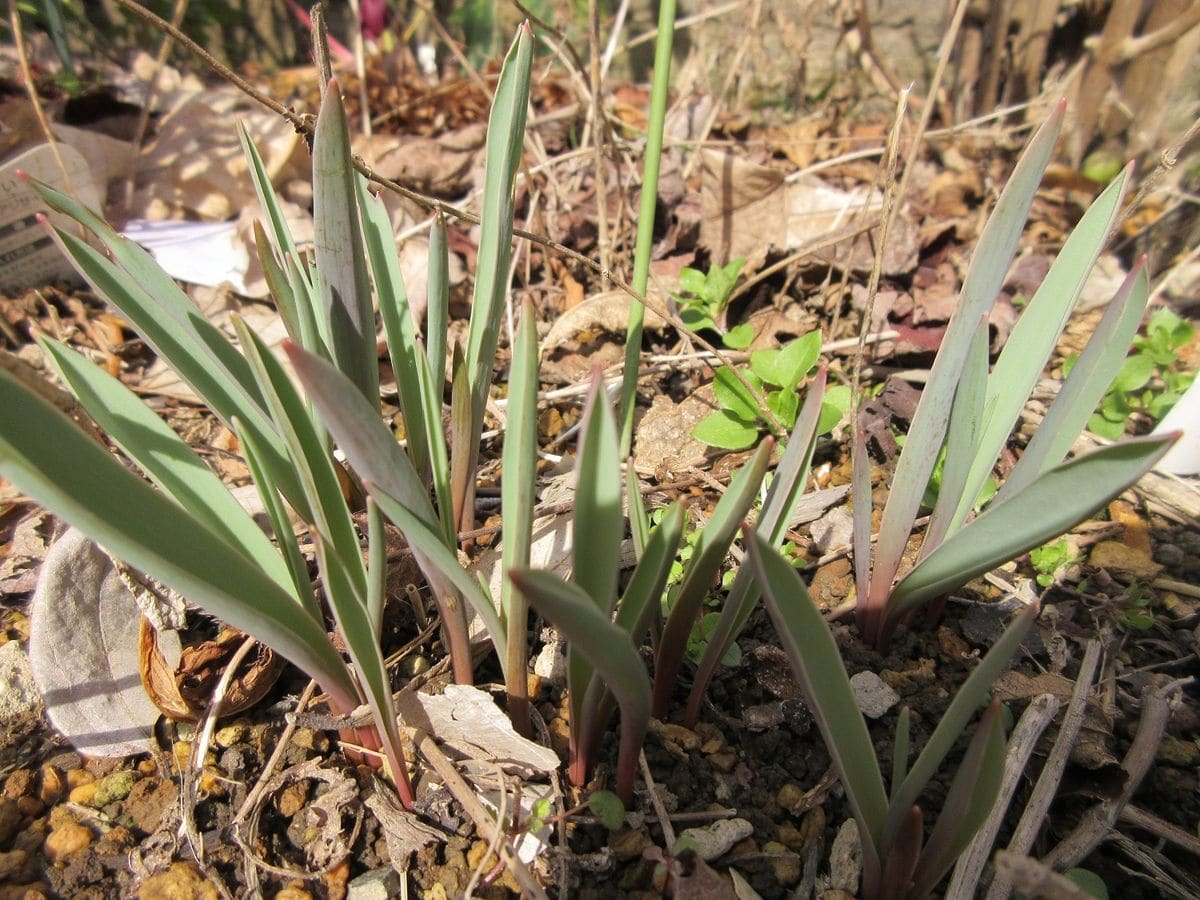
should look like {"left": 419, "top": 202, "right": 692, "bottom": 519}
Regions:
{"left": 1029, "top": 539, "right": 1075, "bottom": 588}
{"left": 1068, "top": 307, "right": 1196, "bottom": 439}
{"left": 674, "top": 256, "right": 745, "bottom": 333}
{"left": 693, "top": 330, "right": 852, "bottom": 450}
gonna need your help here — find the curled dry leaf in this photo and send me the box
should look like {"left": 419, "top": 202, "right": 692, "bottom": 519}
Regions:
{"left": 140, "top": 622, "right": 284, "bottom": 723}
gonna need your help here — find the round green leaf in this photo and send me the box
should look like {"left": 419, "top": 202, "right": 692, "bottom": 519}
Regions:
{"left": 588, "top": 789, "right": 626, "bottom": 830}
{"left": 692, "top": 410, "right": 759, "bottom": 450}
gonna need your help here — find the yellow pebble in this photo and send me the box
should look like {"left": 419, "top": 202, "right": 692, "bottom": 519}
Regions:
{"left": 67, "top": 782, "right": 100, "bottom": 807}
{"left": 44, "top": 822, "right": 92, "bottom": 861}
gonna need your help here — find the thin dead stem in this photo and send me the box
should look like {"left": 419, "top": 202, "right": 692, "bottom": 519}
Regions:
{"left": 8, "top": 0, "right": 74, "bottom": 195}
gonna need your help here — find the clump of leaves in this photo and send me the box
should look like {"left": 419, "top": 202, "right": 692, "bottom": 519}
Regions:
{"left": 1069, "top": 307, "right": 1196, "bottom": 439}
{"left": 852, "top": 102, "right": 1178, "bottom": 651}
{"left": 1029, "top": 539, "right": 1075, "bottom": 588}
{"left": 674, "top": 256, "right": 744, "bottom": 334}
{"left": 693, "top": 330, "right": 851, "bottom": 450}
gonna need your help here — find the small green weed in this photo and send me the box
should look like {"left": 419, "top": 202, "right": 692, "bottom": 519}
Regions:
{"left": 674, "top": 257, "right": 744, "bottom": 334}
{"left": 693, "top": 331, "right": 851, "bottom": 450}
{"left": 1029, "top": 538, "right": 1074, "bottom": 588}
{"left": 1069, "top": 307, "right": 1195, "bottom": 439}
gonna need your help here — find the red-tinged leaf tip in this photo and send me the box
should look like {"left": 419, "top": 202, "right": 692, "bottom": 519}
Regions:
{"left": 15, "top": 169, "right": 29, "bottom": 183}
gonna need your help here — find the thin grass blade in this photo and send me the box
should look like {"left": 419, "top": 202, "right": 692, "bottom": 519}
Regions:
{"left": 40, "top": 335, "right": 297, "bottom": 598}
{"left": 502, "top": 297, "right": 540, "bottom": 731}
{"left": 568, "top": 375, "right": 624, "bottom": 729}
{"left": 888, "top": 434, "right": 1176, "bottom": 616}
{"left": 746, "top": 532, "right": 889, "bottom": 856}
{"left": 426, "top": 213, "right": 450, "bottom": 394}
{"left": 510, "top": 568, "right": 651, "bottom": 804}
{"left": 923, "top": 316, "right": 990, "bottom": 557}
{"left": 236, "top": 320, "right": 367, "bottom": 598}
{"left": 909, "top": 701, "right": 1007, "bottom": 898}
{"left": 999, "top": 260, "right": 1151, "bottom": 500}
{"left": 890, "top": 707, "right": 911, "bottom": 803}
{"left": 38, "top": 219, "right": 304, "bottom": 510}
{"left": 312, "top": 82, "right": 379, "bottom": 403}
{"left": 253, "top": 220, "right": 303, "bottom": 344}
{"left": 463, "top": 26, "right": 533, "bottom": 493}
{"left": 653, "top": 438, "right": 773, "bottom": 717}
{"left": 884, "top": 604, "right": 1037, "bottom": 848}
{"left": 239, "top": 123, "right": 306, "bottom": 282}
{"left": 685, "top": 371, "right": 827, "bottom": 724}
{"left": 235, "top": 417, "right": 316, "bottom": 612}
{"left": 358, "top": 176, "right": 433, "bottom": 482}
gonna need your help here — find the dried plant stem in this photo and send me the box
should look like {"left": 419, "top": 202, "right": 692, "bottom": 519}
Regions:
{"left": 232, "top": 679, "right": 318, "bottom": 826}
{"left": 679, "top": 0, "right": 762, "bottom": 182}
{"left": 850, "top": 87, "right": 909, "bottom": 406}
{"left": 946, "top": 693, "right": 1063, "bottom": 897}
{"left": 127, "top": 0, "right": 189, "bottom": 161}
{"left": 983, "top": 641, "right": 1102, "bottom": 900}
{"left": 8, "top": 0, "right": 74, "bottom": 195}
{"left": 891, "top": 0, "right": 971, "bottom": 211}
{"left": 395, "top": 691, "right": 549, "bottom": 900}
{"left": 588, "top": 0, "right": 610, "bottom": 274}
{"left": 1040, "top": 676, "right": 1193, "bottom": 872}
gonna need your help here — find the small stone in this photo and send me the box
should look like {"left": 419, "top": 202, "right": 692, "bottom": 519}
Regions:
{"left": 198, "top": 767, "right": 226, "bottom": 799}
{"left": 44, "top": 822, "right": 92, "bottom": 861}
{"left": 532, "top": 639, "right": 567, "bottom": 683}
{"left": 880, "top": 657, "right": 935, "bottom": 691}
{"left": 273, "top": 889, "right": 312, "bottom": 900}
{"left": 275, "top": 781, "right": 309, "bottom": 818}
{"left": 171, "top": 742, "right": 191, "bottom": 774}
{"left": 849, "top": 671, "right": 900, "bottom": 719}
{"left": 0, "top": 883, "right": 49, "bottom": 900}
{"left": 707, "top": 750, "right": 738, "bottom": 772}
{"left": 809, "top": 558, "right": 853, "bottom": 606}
{"left": 68, "top": 782, "right": 100, "bottom": 807}
{"left": 699, "top": 738, "right": 723, "bottom": 754}
{"left": 609, "top": 827, "right": 652, "bottom": 862}
{"left": 827, "top": 819, "right": 862, "bottom": 893}
{"left": 765, "top": 840, "right": 801, "bottom": 886}
{"left": 677, "top": 818, "right": 754, "bottom": 861}
{"left": 3, "top": 770, "right": 35, "bottom": 800}
{"left": 1089, "top": 540, "right": 1163, "bottom": 581}
{"left": 777, "top": 823, "right": 806, "bottom": 853}
{"left": 137, "top": 861, "right": 218, "bottom": 899}
{"left": 93, "top": 826, "right": 135, "bottom": 859}
{"left": 290, "top": 728, "right": 328, "bottom": 752}
{"left": 213, "top": 723, "right": 248, "bottom": 749}
{"left": 547, "top": 716, "right": 571, "bottom": 756}
{"left": 465, "top": 841, "right": 519, "bottom": 894}
{"left": 1157, "top": 735, "right": 1200, "bottom": 767}
{"left": 0, "top": 799, "right": 22, "bottom": 845}
{"left": 776, "top": 783, "right": 805, "bottom": 813}
{"left": 346, "top": 867, "right": 399, "bottom": 900}
{"left": 0, "top": 849, "right": 33, "bottom": 882}
{"left": 91, "top": 770, "right": 136, "bottom": 807}
{"left": 321, "top": 859, "right": 351, "bottom": 898}
{"left": 798, "top": 807, "right": 826, "bottom": 850}
{"left": 1156, "top": 543, "right": 1184, "bottom": 567}
{"left": 38, "top": 766, "right": 64, "bottom": 805}
{"left": 936, "top": 626, "right": 970, "bottom": 661}
{"left": 64, "top": 770, "right": 93, "bottom": 791}
{"left": 654, "top": 722, "right": 702, "bottom": 751}
{"left": 15, "top": 797, "right": 42, "bottom": 818}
